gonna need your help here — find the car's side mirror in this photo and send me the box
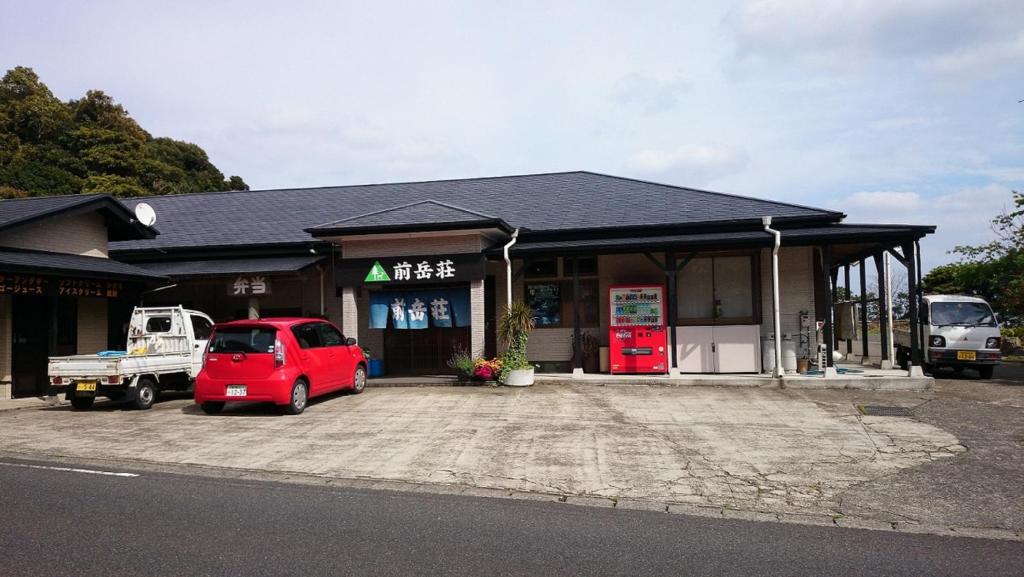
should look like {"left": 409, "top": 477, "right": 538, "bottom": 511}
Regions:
{"left": 345, "top": 337, "right": 357, "bottom": 346}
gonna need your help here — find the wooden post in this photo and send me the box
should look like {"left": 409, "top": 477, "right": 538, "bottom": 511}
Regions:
{"left": 903, "top": 242, "right": 922, "bottom": 368}
{"left": 572, "top": 256, "right": 582, "bottom": 371}
{"left": 844, "top": 264, "right": 852, "bottom": 355}
{"left": 821, "top": 247, "right": 835, "bottom": 369}
{"left": 666, "top": 250, "right": 677, "bottom": 372}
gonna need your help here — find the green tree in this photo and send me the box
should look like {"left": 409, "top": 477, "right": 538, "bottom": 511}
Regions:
{"left": 0, "top": 66, "right": 248, "bottom": 199}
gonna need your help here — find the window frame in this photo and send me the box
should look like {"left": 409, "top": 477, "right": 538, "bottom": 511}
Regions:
{"left": 676, "top": 252, "right": 761, "bottom": 326}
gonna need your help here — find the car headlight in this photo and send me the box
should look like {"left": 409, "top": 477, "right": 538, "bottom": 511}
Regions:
{"left": 986, "top": 337, "right": 1001, "bottom": 349}
{"left": 930, "top": 335, "right": 946, "bottom": 348}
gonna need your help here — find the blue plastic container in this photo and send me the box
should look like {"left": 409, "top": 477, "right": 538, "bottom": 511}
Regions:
{"left": 367, "top": 359, "right": 384, "bottom": 378}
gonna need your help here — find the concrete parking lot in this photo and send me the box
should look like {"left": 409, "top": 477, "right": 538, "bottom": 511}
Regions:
{"left": 6, "top": 366, "right": 1022, "bottom": 539}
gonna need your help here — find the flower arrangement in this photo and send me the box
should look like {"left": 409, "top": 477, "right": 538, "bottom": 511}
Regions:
{"left": 473, "top": 357, "right": 502, "bottom": 381}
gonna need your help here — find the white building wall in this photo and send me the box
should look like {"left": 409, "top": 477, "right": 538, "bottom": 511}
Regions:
{"left": 759, "top": 246, "right": 816, "bottom": 339}
{"left": 0, "top": 212, "right": 108, "bottom": 257}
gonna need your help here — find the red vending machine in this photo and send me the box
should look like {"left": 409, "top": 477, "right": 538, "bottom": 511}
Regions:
{"left": 609, "top": 285, "right": 668, "bottom": 374}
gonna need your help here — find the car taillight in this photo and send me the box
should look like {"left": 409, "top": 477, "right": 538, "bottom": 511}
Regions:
{"left": 106, "top": 376, "right": 120, "bottom": 384}
{"left": 274, "top": 338, "right": 286, "bottom": 367}
{"left": 52, "top": 376, "right": 64, "bottom": 385}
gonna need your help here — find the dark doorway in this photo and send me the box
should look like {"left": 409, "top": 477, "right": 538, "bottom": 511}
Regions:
{"left": 485, "top": 275, "right": 496, "bottom": 359}
{"left": 11, "top": 295, "right": 55, "bottom": 397}
{"left": 384, "top": 326, "right": 470, "bottom": 375}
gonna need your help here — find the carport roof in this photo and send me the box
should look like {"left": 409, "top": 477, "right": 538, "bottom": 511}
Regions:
{"left": 491, "top": 223, "right": 935, "bottom": 257}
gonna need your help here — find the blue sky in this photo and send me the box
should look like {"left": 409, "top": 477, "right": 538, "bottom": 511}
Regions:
{"left": 2, "top": 0, "right": 1022, "bottom": 273}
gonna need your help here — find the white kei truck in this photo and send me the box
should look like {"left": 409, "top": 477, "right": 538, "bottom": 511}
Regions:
{"left": 48, "top": 306, "right": 214, "bottom": 410}
{"left": 894, "top": 295, "right": 1002, "bottom": 378}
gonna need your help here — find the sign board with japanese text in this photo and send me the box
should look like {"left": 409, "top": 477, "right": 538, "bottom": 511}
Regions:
{"left": 228, "top": 276, "right": 272, "bottom": 297}
{"left": 336, "top": 254, "right": 486, "bottom": 287}
{"left": 0, "top": 274, "right": 125, "bottom": 298}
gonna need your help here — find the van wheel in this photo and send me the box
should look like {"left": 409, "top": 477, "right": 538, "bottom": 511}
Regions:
{"left": 284, "top": 379, "right": 308, "bottom": 415}
{"left": 352, "top": 366, "right": 366, "bottom": 394}
{"left": 131, "top": 378, "right": 157, "bottom": 410}
{"left": 201, "top": 401, "right": 225, "bottom": 415}
{"left": 70, "top": 396, "right": 94, "bottom": 410}
{"left": 977, "top": 366, "right": 995, "bottom": 379}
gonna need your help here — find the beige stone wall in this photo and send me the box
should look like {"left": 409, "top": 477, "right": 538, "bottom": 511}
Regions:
{"left": 0, "top": 294, "right": 11, "bottom": 398}
{"left": 0, "top": 212, "right": 108, "bottom": 257}
{"left": 341, "top": 234, "right": 483, "bottom": 259}
{"left": 77, "top": 297, "right": 109, "bottom": 354}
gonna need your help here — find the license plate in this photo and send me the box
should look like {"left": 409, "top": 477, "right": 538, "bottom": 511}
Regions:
{"left": 226, "top": 385, "right": 247, "bottom": 397}
{"left": 956, "top": 351, "right": 976, "bottom": 361}
{"left": 76, "top": 381, "right": 97, "bottom": 393}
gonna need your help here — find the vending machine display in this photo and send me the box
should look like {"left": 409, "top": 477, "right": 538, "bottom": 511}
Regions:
{"left": 608, "top": 285, "right": 668, "bottom": 374}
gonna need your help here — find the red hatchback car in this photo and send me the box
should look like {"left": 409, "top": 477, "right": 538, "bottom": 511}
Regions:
{"left": 195, "top": 318, "right": 367, "bottom": 415}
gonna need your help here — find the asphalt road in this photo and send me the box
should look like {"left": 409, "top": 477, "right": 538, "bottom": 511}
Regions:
{"left": 1, "top": 459, "right": 1021, "bottom": 577}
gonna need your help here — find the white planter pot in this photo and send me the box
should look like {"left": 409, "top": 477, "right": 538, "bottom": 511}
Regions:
{"left": 503, "top": 368, "right": 535, "bottom": 387}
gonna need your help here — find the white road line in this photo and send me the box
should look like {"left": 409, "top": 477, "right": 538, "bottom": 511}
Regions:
{"left": 0, "top": 461, "right": 139, "bottom": 477}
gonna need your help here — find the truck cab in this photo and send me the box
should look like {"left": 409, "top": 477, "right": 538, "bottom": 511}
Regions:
{"left": 903, "top": 295, "right": 1002, "bottom": 378}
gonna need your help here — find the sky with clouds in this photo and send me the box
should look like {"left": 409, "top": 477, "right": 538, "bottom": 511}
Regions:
{"left": 2, "top": 0, "right": 1022, "bottom": 273}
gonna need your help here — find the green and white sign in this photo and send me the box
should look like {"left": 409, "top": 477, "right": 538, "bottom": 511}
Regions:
{"left": 364, "top": 261, "right": 391, "bottom": 283}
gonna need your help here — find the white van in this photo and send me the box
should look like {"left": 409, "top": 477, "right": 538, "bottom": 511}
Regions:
{"left": 895, "top": 295, "right": 1002, "bottom": 378}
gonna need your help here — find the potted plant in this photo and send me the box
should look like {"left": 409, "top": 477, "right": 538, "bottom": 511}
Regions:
{"left": 570, "top": 332, "right": 600, "bottom": 373}
{"left": 446, "top": 348, "right": 476, "bottom": 383}
{"left": 473, "top": 357, "right": 502, "bottom": 385}
{"left": 498, "top": 301, "right": 536, "bottom": 387}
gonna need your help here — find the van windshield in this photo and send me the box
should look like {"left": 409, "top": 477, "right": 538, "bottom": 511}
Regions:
{"left": 209, "top": 328, "right": 276, "bottom": 353}
{"left": 930, "top": 302, "right": 996, "bottom": 327}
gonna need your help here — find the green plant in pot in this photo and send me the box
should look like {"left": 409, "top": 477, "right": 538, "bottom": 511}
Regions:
{"left": 498, "top": 301, "right": 536, "bottom": 386}
{"left": 446, "top": 347, "right": 476, "bottom": 382}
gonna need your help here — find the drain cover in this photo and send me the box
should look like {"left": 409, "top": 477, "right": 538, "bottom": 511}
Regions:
{"left": 857, "top": 405, "right": 913, "bottom": 417}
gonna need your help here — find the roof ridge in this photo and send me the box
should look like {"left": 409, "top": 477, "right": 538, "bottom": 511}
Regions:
{"left": 313, "top": 198, "right": 499, "bottom": 228}
{"left": 576, "top": 171, "right": 845, "bottom": 219}
{"left": 120, "top": 170, "right": 591, "bottom": 201}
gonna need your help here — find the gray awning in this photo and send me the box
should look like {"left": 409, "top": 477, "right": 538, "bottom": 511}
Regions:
{"left": 135, "top": 255, "right": 326, "bottom": 279}
{"left": 0, "top": 248, "right": 167, "bottom": 281}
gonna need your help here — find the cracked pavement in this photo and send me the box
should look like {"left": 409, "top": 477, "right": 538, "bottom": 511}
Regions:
{"left": 6, "top": 369, "right": 1018, "bottom": 539}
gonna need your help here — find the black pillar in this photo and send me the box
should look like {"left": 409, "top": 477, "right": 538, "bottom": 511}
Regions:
{"left": 916, "top": 239, "right": 925, "bottom": 354}
{"left": 821, "top": 247, "right": 835, "bottom": 368}
{"left": 572, "top": 256, "right": 582, "bottom": 371}
{"left": 666, "top": 251, "right": 677, "bottom": 371}
{"left": 844, "top": 264, "right": 852, "bottom": 354}
{"left": 903, "top": 242, "right": 921, "bottom": 367}
{"left": 873, "top": 253, "right": 890, "bottom": 363}
{"left": 859, "top": 259, "right": 869, "bottom": 360}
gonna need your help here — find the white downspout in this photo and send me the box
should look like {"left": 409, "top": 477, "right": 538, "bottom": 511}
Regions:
{"left": 763, "top": 217, "right": 784, "bottom": 378}
{"left": 503, "top": 228, "right": 520, "bottom": 309}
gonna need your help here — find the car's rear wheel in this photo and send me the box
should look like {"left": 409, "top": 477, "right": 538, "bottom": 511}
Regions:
{"left": 201, "top": 401, "right": 225, "bottom": 415}
{"left": 131, "top": 378, "right": 157, "bottom": 410}
{"left": 352, "top": 366, "right": 366, "bottom": 394}
{"left": 977, "top": 365, "right": 995, "bottom": 379}
{"left": 284, "top": 379, "right": 308, "bottom": 415}
{"left": 70, "top": 396, "right": 94, "bottom": 410}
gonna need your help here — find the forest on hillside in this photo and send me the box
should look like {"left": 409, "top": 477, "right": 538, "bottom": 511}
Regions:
{"left": 0, "top": 66, "right": 246, "bottom": 199}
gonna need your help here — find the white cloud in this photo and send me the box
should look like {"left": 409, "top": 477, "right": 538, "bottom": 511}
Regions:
{"left": 626, "top": 144, "right": 748, "bottom": 183}
{"left": 846, "top": 191, "right": 922, "bottom": 212}
{"left": 612, "top": 73, "right": 692, "bottom": 115}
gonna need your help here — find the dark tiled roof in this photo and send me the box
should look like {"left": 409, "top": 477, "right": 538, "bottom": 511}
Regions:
{"left": 0, "top": 194, "right": 157, "bottom": 240}
{"left": 310, "top": 200, "right": 510, "bottom": 235}
{"left": 110, "top": 171, "right": 843, "bottom": 254}
{"left": 0, "top": 248, "right": 167, "bottom": 281}
{"left": 135, "top": 255, "right": 326, "bottom": 278}
{"left": 497, "top": 224, "right": 935, "bottom": 255}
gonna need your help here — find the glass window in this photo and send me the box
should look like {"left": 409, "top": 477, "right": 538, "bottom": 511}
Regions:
{"left": 930, "top": 302, "right": 996, "bottom": 327}
{"left": 317, "top": 322, "right": 345, "bottom": 346}
{"left": 524, "top": 259, "right": 558, "bottom": 278}
{"left": 208, "top": 328, "right": 276, "bottom": 354}
{"left": 564, "top": 257, "right": 598, "bottom": 277}
{"left": 677, "top": 255, "right": 758, "bottom": 324}
{"left": 527, "top": 283, "right": 561, "bottom": 327}
{"left": 291, "top": 323, "right": 322, "bottom": 349}
{"left": 145, "top": 316, "right": 172, "bottom": 333}
{"left": 190, "top": 316, "right": 213, "bottom": 341}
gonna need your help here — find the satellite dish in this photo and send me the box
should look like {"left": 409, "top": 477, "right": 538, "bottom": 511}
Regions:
{"left": 134, "top": 202, "right": 157, "bottom": 227}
